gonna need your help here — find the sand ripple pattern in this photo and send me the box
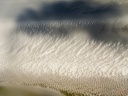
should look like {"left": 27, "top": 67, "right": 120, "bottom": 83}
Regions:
{"left": 0, "top": 21, "right": 128, "bottom": 96}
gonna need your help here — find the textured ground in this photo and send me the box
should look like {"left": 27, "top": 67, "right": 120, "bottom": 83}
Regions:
{"left": 0, "top": 0, "right": 128, "bottom": 96}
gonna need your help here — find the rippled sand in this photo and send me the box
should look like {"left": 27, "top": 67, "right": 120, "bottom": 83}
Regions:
{"left": 0, "top": 0, "right": 128, "bottom": 96}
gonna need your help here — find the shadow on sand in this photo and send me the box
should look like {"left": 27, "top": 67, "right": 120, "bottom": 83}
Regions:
{"left": 16, "top": 0, "right": 128, "bottom": 44}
